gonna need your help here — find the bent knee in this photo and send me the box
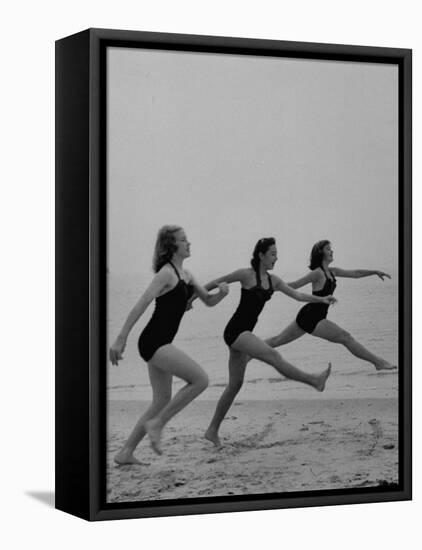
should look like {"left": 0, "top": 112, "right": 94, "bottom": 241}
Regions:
{"left": 194, "top": 371, "right": 209, "bottom": 391}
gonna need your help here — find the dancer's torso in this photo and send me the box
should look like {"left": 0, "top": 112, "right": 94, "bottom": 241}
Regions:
{"left": 138, "top": 262, "right": 194, "bottom": 361}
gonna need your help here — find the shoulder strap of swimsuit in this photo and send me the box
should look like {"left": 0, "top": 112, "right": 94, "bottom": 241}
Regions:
{"left": 322, "top": 268, "right": 332, "bottom": 281}
{"left": 168, "top": 261, "right": 181, "bottom": 280}
{"left": 267, "top": 273, "right": 273, "bottom": 292}
{"left": 255, "top": 268, "right": 261, "bottom": 288}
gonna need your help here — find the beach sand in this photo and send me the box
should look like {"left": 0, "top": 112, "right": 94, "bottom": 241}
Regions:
{"left": 107, "top": 397, "right": 398, "bottom": 503}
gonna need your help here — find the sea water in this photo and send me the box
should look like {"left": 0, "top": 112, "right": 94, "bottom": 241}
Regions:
{"left": 107, "top": 271, "right": 399, "bottom": 401}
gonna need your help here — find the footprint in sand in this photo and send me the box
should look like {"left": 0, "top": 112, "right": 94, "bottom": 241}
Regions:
{"left": 114, "top": 461, "right": 151, "bottom": 468}
{"left": 229, "top": 422, "right": 274, "bottom": 452}
{"left": 329, "top": 475, "right": 341, "bottom": 483}
{"left": 174, "top": 480, "right": 186, "bottom": 487}
{"left": 366, "top": 418, "right": 383, "bottom": 455}
{"left": 258, "top": 440, "right": 288, "bottom": 450}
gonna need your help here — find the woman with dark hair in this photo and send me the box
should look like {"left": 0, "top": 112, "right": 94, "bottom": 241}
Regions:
{"left": 109, "top": 225, "right": 229, "bottom": 462}
{"left": 263, "top": 240, "right": 396, "bottom": 371}
{"left": 198, "top": 237, "right": 336, "bottom": 448}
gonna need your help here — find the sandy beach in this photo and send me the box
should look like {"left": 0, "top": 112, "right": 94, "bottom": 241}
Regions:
{"left": 107, "top": 397, "right": 398, "bottom": 503}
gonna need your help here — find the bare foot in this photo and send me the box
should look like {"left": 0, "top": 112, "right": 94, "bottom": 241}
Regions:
{"left": 375, "top": 360, "right": 397, "bottom": 371}
{"left": 145, "top": 419, "right": 163, "bottom": 455}
{"left": 114, "top": 449, "right": 144, "bottom": 466}
{"left": 204, "top": 428, "right": 222, "bottom": 448}
{"left": 314, "top": 362, "right": 332, "bottom": 392}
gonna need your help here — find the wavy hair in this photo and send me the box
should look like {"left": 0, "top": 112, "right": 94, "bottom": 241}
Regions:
{"left": 250, "top": 237, "right": 276, "bottom": 272}
{"left": 309, "top": 240, "right": 331, "bottom": 270}
{"left": 152, "top": 225, "right": 183, "bottom": 273}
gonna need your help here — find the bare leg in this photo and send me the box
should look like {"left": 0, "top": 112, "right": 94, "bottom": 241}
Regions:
{"left": 205, "top": 348, "right": 247, "bottom": 447}
{"left": 246, "top": 322, "right": 305, "bottom": 364}
{"left": 233, "top": 332, "right": 331, "bottom": 390}
{"left": 312, "top": 319, "right": 396, "bottom": 370}
{"left": 265, "top": 321, "right": 305, "bottom": 348}
{"left": 145, "top": 345, "right": 209, "bottom": 455}
{"left": 114, "top": 365, "right": 172, "bottom": 465}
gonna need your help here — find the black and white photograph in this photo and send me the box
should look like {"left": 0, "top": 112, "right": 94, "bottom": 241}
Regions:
{"left": 106, "top": 44, "right": 402, "bottom": 504}
{"left": 4, "top": 0, "right": 422, "bottom": 542}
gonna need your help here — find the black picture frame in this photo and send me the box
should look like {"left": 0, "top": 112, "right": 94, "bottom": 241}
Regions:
{"left": 55, "top": 28, "right": 412, "bottom": 521}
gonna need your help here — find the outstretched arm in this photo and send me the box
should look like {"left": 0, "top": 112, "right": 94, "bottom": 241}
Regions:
{"left": 187, "top": 268, "right": 247, "bottom": 310}
{"left": 331, "top": 267, "right": 391, "bottom": 280}
{"left": 274, "top": 276, "right": 336, "bottom": 305}
{"left": 202, "top": 268, "right": 247, "bottom": 290}
{"left": 187, "top": 272, "right": 229, "bottom": 307}
{"left": 287, "top": 271, "right": 319, "bottom": 289}
{"left": 109, "top": 270, "right": 171, "bottom": 365}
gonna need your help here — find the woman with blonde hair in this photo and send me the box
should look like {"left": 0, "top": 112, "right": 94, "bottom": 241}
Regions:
{"left": 109, "top": 225, "right": 229, "bottom": 462}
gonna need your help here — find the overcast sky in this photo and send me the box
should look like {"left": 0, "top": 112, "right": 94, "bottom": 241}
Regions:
{"left": 107, "top": 47, "right": 398, "bottom": 281}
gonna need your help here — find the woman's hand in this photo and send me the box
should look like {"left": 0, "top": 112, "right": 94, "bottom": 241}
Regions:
{"left": 217, "top": 282, "right": 229, "bottom": 297}
{"left": 203, "top": 281, "right": 229, "bottom": 306}
{"left": 321, "top": 295, "right": 337, "bottom": 305}
{"left": 376, "top": 271, "right": 391, "bottom": 281}
{"left": 109, "top": 335, "right": 127, "bottom": 366}
{"left": 187, "top": 274, "right": 230, "bottom": 308}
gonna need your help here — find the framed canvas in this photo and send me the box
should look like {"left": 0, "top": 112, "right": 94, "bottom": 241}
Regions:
{"left": 55, "top": 28, "right": 412, "bottom": 521}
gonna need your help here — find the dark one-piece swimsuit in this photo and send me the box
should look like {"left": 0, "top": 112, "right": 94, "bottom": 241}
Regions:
{"left": 295, "top": 269, "right": 336, "bottom": 334}
{"left": 137, "top": 262, "right": 195, "bottom": 362}
{"left": 224, "top": 270, "right": 274, "bottom": 347}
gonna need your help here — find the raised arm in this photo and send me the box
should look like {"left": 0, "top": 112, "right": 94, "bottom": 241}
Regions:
{"left": 331, "top": 267, "right": 391, "bottom": 280}
{"left": 187, "top": 271, "right": 229, "bottom": 307}
{"left": 274, "top": 276, "right": 336, "bottom": 305}
{"left": 109, "top": 269, "right": 172, "bottom": 365}
{"left": 202, "top": 268, "right": 248, "bottom": 291}
{"left": 287, "top": 270, "right": 319, "bottom": 289}
{"left": 187, "top": 268, "right": 247, "bottom": 310}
